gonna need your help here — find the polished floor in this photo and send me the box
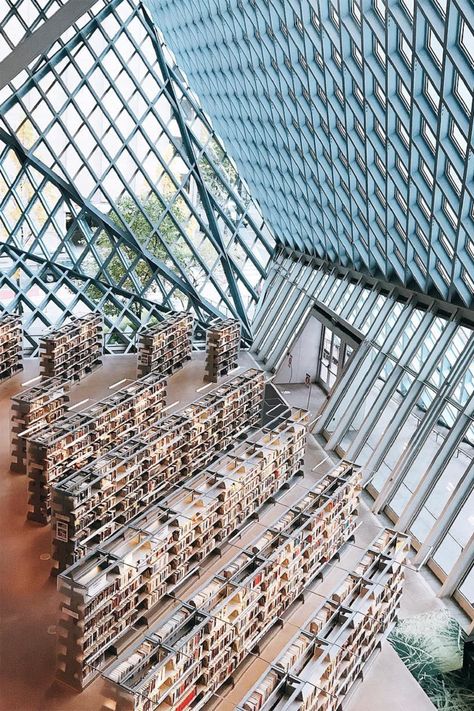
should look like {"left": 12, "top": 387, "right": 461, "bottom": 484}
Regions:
{"left": 0, "top": 353, "right": 442, "bottom": 710}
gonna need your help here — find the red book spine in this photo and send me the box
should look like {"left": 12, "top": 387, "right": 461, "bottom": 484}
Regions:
{"left": 176, "top": 686, "right": 196, "bottom": 711}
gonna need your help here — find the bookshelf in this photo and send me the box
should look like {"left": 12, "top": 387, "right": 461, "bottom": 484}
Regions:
{"left": 52, "top": 369, "right": 265, "bottom": 573}
{"left": 26, "top": 373, "right": 167, "bottom": 523}
{"left": 137, "top": 312, "right": 193, "bottom": 378}
{"left": 239, "top": 529, "right": 410, "bottom": 711}
{"left": 10, "top": 377, "right": 70, "bottom": 474}
{"left": 0, "top": 313, "right": 23, "bottom": 383}
{"left": 204, "top": 318, "right": 240, "bottom": 382}
{"left": 56, "top": 409, "right": 308, "bottom": 689}
{"left": 39, "top": 313, "right": 103, "bottom": 381}
{"left": 101, "top": 462, "right": 361, "bottom": 710}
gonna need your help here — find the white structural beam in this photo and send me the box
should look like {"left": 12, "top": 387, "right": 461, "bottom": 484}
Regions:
{"left": 412, "top": 461, "right": 474, "bottom": 568}
{"left": 372, "top": 333, "right": 474, "bottom": 513}
{"left": 439, "top": 532, "right": 474, "bottom": 598}
{"left": 346, "top": 308, "right": 438, "bottom": 460}
{"left": 0, "top": 0, "right": 98, "bottom": 90}
{"left": 361, "top": 318, "right": 458, "bottom": 481}
{"left": 322, "top": 297, "right": 415, "bottom": 447}
{"left": 395, "top": 393, "right": 474, "bottom": 532}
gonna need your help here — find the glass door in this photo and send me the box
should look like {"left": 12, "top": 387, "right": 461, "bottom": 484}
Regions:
{"left": 317, "top": 325, "right": 353, "bottom": 392}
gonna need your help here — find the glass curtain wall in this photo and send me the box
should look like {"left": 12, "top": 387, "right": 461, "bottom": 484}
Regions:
{"left": 252, "top": 250, "right": 474, "bottom": 615}
{"left": 0, "top": 0, "right": 275, "bottom": 351}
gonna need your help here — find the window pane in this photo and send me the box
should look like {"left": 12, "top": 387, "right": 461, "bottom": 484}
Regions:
{"left": 459, "top": 565, "right": 474, "bottom": 605}
{"left": 389, "top": 403, "right": 461, "bottom": 516}
{"left": 433, "top": 491, "right": 474, "bottom": 575}
{"left": 410, "top": 450, "right": 473, "bottom": 544}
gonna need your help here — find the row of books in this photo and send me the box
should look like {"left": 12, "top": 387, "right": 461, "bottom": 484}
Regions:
{"left": 39, "top": 313, "right": 103, "bottom": 381}
{"left": 55, "top": 409, "right": 308, "bottom": 689}
{"left": 10, "top": 377, "right": 70, "bottom": 473}
{"left": 204, "top": 318, "right": 241, "bottom": 382}
{"left": 0, "top": 313, "right": 23, "bottom": 382}
{"left": 137, "top": 312, "right": 193, "bottom": 378}
{"left": 26, "top": 372, "right": 167, "bottom": 523}
{"left": 51, "top": 369, "right": 265, "bottom": 573}
{"left": 240, "top": 529, "right": 410, "bottom": 711}
{"left": 100, "top": 463, "right": 361, "bottom": 711}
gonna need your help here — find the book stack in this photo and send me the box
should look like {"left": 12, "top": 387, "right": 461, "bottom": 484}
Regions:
{"left": 85, "top": 373, "right": 167, "bottom": 445}
{"left": 100, "top": 465, "right": 361, "bottom": 710}
{"left": 0, "top": 313, "right": 22, "bottom": 382}
{"left": 27, "top": 412, "right": 94, "bottom": 524}
{"left": 204, "top": 318, "right": 241, "bottom": 382}
{"left": 10, "top": 378, "right": 70, "bottom": 474}
{"left": 39, "top": 314, "right": 103, "bottom": 381}
{"left": 137, "top": 312, "right": 193, "bottom": 378}
{"left": 51, "top": 369, "right": 265, "bottom": 573}
{"left": 55, "top": 410, "right": 308, "bottom": 689}
{"left": 239, "top": 529, "right": 410, "bottom": 711}
{"left": 26, "top": 373, "right": 167, "bottom": 523}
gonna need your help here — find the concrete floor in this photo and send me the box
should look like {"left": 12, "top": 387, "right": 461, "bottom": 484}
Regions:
{"left": 275, "top": 381, "right": 329, "bottom": 429}
{"left": 0, "top": 354, "right": 437, "bottom": 711}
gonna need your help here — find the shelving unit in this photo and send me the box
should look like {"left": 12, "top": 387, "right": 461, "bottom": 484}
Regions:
{"left": 52, "top": 369, "right": 265, "bottom": 573}
{"left": 39, "top": 314, "right": 103, "bottom": 381}
{"left": 204, "top": 318, "right": 240, "bottom": 382}
{"left": 55, "top": 409, "right": 308, "bottom": 689}
{"left": 137, "top": 312, "right": 193, "bottom": 378}
{"left": 10, "top": 378, "right": 70, "bottom": 474}
{"left": 26, "top": 373, "right": 167, "bottom": 523}
{"left": 0, "top": 313, "right": 23, "bottom": 382}
{"left": 239, "top": 529, "right": 410, "bottom": 711}
{"left": 101, "top": 463, "right": 361, "bottom": 710}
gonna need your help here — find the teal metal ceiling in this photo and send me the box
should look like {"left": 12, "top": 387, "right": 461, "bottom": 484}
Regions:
{"left": 146, "top": 0, "right": 474, "bottom": 308}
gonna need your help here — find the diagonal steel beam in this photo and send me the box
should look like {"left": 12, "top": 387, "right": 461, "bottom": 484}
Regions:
{"left": 372, "top": 332, "right": 474, "bottom": 513}
{"left": 0, "top": 0, "right": 271, "bottom": 293}
{"left": 412, "top": 460, "right": 474, "bottom": 569}
{"left": 395, "top": 391, "right": 474, "bottom": 533}
{"left": 0, "top": 127, "right": 223, "bottom": 323}
{"left": 0, "top": 0, "right": 99, "bottom": 90}
{"left": 140, "top": 4, "right": 252, "bottom": 341}
{"left": 0, "top": 0, "right": 123, "bottom": 115}
{"left": 0, "top": 241, "right": 169, "bottom": 318}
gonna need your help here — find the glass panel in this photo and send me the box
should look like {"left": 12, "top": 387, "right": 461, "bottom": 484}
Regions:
{"left": 459, "top": 565, "right": 474, "bottom": 605}
{"left": 374, "top": 302, "right": 403, "bottom": 347}
{"left": 361, "top": 294, "right": 385, "bottom": 333}
{"left": 345, "top": 362, "right": 398, "bottom": 462}
{"left": 410, "top": 445, "right": 473, "bottom": 545}
{"left": 370, "top": 384, "right": 437, "bottom": 492}
{"left": 433, "top": 490, "right": 474, "bottom": 575}
{"left": 389, "top": 403, "right": 462, "bottom": 517}
{"left": 406, "top": 315, "right": 448, "bottom": 375}
{"left": 317, "top": 325, "right": 327, "bottom": 383}
{"left": 344, "top": 345, "right": 353, "bottom": 365}
{"left": 346, "top": 287, "right": 371, "bottom": 325}
{"left": 324, "top": 345, "right": 378, "bottom": 435}
{"left": 318, "top": 326, "right": 355, "bottom": 395}
{"left": 0, "top": 0, "right": 276, "bottom": 350}
{"left": 330, "top": 334, "right": 341, "bottom": 375}
{"left": 335, "top": 282, "right": 355, "bottom": 314}
{"left": 390, "top": 308, "right": 424, "bottom": 359}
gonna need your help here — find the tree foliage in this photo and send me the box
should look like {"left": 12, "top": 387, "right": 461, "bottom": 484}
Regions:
{"left": 84, "top": 191, "right": 205, "bottom": 314}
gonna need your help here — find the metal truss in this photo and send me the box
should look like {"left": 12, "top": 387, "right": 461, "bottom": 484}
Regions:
{"left": 148, "top": 0, "right": 474, "bottom": 308}
{"left": 253, "top": 249, "right": 474, "bottom": 615}
{"left": 0, "top": 239, "right": 165, "bottom": 354}
{"left": 0, "top": 1, "right": 98, "bottom": 89}
{"left": 0, "top": 0, "right": 275, "bottom": 350}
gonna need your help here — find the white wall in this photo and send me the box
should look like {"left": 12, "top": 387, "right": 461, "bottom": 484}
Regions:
{"left": 275, "top": 314, "right": 322, "bottom": 384}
